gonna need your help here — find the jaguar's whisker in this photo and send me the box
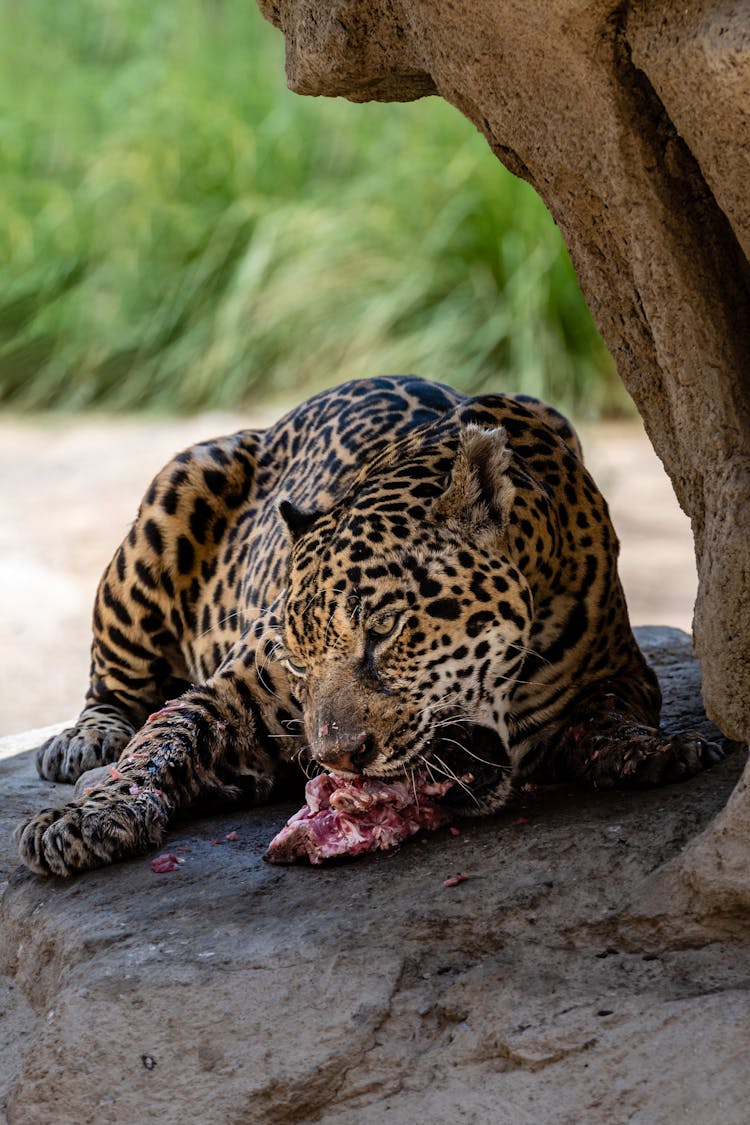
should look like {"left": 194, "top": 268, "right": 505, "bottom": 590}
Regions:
{"left": 438, "top": 736, "right": 513, "bottom": 774}
{"left": 419, "top": 753, "right": 478, "bottom": 806}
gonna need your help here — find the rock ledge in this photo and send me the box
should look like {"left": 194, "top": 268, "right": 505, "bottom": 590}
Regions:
{"left": 1, "top": 628, "right": 748, "bottom": 1123}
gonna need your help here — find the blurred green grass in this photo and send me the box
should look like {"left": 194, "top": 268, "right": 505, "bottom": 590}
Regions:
{"left": 0, "top": 0, "right": 630, "bottom": 416}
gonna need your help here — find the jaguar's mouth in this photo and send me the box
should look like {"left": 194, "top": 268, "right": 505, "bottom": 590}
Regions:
{"left": 316, "top": 722, "right": 513, "bottom": 808}
{"left": 426, "top": 723, "right": 513, "bottom": 807}
{"left": 266, "top": 723, "right": 514, "bottom": 866}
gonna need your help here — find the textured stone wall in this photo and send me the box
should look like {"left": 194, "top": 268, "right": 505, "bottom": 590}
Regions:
{"left": 258, "top": 0, "right": 750, "bottom": 899}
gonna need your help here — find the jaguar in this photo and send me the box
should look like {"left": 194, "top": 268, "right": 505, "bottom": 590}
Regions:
{"left": 16, "top": 375, "right": 722, "bottom": 875}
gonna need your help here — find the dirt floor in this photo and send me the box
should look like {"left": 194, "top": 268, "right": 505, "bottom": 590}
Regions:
{"left": 0, "top": 410, "right": 696, "bottom": 737}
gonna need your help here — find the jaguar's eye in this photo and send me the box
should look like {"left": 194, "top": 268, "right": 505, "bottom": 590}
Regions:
{"left": 284, "top": 657, "right": 307, "bottom": 677}
{"left": 369, "top": 611, "right": 400, "bottom": 638}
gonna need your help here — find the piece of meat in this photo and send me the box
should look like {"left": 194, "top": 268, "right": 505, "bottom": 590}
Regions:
{"left": 263, "top": 772, "right": 457, "bottom": 865}
{"left": 150, "top": 853, "right": 181, "bottom": 873}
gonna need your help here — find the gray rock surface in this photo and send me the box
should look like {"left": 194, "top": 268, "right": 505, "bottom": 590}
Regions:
{"left": 2, "top": 629, "right": 748, "bottom": 1123}
{"left": 257, "top": 0, "right": 750, "bottom": 942}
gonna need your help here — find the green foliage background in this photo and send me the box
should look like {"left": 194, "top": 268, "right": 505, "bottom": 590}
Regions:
{"left": 0, "top": 0, "right": 630, "bottom": 416}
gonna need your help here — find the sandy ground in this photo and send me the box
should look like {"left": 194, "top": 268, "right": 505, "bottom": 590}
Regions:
{"left": 0, "top": 410, "right": 697, "bottom": 737}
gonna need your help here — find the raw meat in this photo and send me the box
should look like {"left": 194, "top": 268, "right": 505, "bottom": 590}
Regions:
{"left": 263, "top": 772, "right": 458, "bottom": 865}
{"left": 150, "top": 853, "right": 181, "bottom": 873}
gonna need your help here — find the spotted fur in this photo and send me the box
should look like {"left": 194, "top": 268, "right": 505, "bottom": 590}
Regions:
{"left": 17, "top": 376, "right": 723, "bottom": 875}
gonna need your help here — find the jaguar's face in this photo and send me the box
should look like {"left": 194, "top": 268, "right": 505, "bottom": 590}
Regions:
{"left": 278, "top": 526, "right": 533, "bottom": 808}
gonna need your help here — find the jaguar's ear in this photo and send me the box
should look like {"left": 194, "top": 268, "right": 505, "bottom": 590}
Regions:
{"left": 278, "top": 499, "right": 321, "bottom": 542}
{"left": 432, "top": 424, "right": 514, "bottom": 530}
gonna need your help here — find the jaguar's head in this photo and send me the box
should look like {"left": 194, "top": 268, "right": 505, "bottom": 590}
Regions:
{"left": 276, "top": 423, "right": 534, "bottom": 810}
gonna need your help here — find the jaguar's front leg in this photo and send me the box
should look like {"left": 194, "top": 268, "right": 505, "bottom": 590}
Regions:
{"left": 34, "top": 703, "right": 139, "bottom": 785}
{"left": 552, "top": 682, "right": 727, "bottom": 790}
{"left": 16, "top": 670, "right": 288, "bottom": 877}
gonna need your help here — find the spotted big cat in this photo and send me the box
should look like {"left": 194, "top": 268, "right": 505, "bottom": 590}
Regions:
{"left": 16, "top": 376, "right": 723, "bottom": 875}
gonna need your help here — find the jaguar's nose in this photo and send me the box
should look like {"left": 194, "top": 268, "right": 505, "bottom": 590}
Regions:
{"left": 313, "top": 731, "right": 377, "bottom": 774}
